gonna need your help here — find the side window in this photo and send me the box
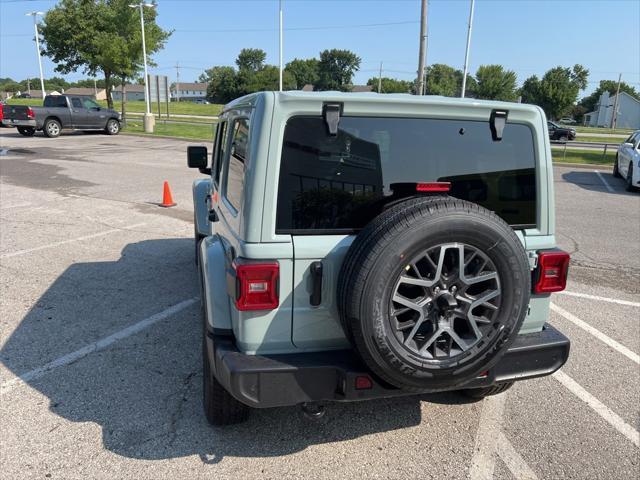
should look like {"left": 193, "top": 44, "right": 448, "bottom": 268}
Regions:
{"left": 224, "top": 118, "right": 250, "bottom": 213}
{"left": 213, "top": 121, "right": 227, "bottom": 186}
{"left": 71, "top": 98, "right": 82, "bottom": 108}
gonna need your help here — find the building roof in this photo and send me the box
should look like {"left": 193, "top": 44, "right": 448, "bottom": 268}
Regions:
{"left": 28, "top": 90, "right": 61, "bottom": 98}
{"left": 65, "top": 87, "right": 104, "bottom": 96}
{"left": 350, "top": 85, "right": 373, "bottom": 93}
{"left": 175, "top": 82, "right": 208, "bottom": 91}
{"left": 115, "top": 84, "right": 146, "bottom": 93}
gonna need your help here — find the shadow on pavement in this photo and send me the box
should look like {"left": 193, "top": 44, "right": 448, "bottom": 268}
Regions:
{"left": 1, "top": 238, "right": 472, "bottom": 461}
{"left": 561, "top": 170, "right": 632, "bottom": 195}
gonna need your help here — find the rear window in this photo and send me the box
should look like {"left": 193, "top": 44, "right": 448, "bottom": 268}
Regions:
{"left": 276, "top": 116, "right": 536, "bottom": 234}
{"left": 44, "top": 96, "right": 67, "bottom": 108}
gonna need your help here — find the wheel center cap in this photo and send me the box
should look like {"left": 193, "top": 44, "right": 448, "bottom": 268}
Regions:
{"left": 435, "top": 291, "right": 458, "bottom": 312}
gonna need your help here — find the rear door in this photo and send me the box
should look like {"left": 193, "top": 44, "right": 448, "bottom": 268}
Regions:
{"left": 279, "top": 115, "right": 539, "bottom": 351}
{"left": 69, "top": 97, "right": 88, "bottom": 128}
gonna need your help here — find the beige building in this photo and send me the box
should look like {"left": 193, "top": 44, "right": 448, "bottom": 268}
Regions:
{"left": 64, "top": 87, "right": 108, "bottom": 100}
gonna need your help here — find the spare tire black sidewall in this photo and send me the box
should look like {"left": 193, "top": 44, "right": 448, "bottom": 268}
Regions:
{"left": 353, "top": 210, "right": 529, "bottom": 390}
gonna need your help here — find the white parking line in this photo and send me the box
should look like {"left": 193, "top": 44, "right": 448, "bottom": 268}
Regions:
{"left": 594, "top": 170, "right": 614, "bottom": 192}
{"left": 0, "top": 201, "right": 32, "bottom": 210}
{"left": 557, "top": 291, "right": 640, "bottom": 308}
{"left": 495, "top": 432, "right": 539, "bottom": 480}
{"left": 550, "top": 303, "right": 639, "bottom": 364}
{"left": 469, "top": 393, "right": 539, "bottom": 480}
{"left": 0, "top": 297, "right": 198, "bottom": 395}
{"left": 554, "top": 370, "right": 640, "bottom": 448}
{"left": 0, "top": 222, "right": 146, "bottom": 259}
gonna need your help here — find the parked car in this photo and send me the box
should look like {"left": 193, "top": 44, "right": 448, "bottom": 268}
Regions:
{"left": 16, "top": 93, "right": 32, "bottom": 99}
{"left": 186, "top": 91, "right": 571, "bottom": 425}
{"left": 559, "top": 117, "right": 576, "bottom": 125}
{"left": 613, "top": 130, "right": 640, "bottom": 191}
{"left": 9, "top": 95, "right": 122, "bottom": 138}
{"left": 547, "top": 121, "right": 576, "bottom": 142}
{"left": 0, "top": 103, "right": 37, "bottom": 135}
{"left": 193, "top": 99, "right": 210, "bottom": 104}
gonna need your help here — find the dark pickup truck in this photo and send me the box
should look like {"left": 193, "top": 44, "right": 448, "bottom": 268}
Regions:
{"left": 0, "top": 103, "right": 37, "bottom": 136}
{"left": 1, "top": 94, "right": 121, "bottom": 138}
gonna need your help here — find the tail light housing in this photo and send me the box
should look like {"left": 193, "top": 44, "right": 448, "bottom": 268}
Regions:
{"left": 233, "top": 261, "right": 279, "bottom": 311}
{"left": 27, "top": 107, "right": 35, "bottom": 119}
{"left": 0, "top": 106, "right": 3, "bottom": 121}
{"left": 533, "top": 250, "right": 570, "bottom": 294}
{"left": 416, "top": 182, "right": 451, "bottom": 192}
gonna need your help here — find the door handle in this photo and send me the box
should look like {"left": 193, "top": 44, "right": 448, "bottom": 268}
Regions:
{"left": 309, "top": 261, "right": 323, "bottom": 307}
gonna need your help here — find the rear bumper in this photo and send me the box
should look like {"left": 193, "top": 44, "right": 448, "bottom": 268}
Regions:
{"left": 209, "top": 324, "right": 570, "bottom": 408}
{"left": 1, "top": 119, "right": 36, "bottom": 128}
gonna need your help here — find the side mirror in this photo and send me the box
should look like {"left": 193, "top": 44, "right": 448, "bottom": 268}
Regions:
{"left": 187, "top": 145, "right": 211, "bottom": 174}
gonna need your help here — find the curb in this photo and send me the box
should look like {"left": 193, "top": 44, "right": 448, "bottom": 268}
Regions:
{"left": 553, "top": 162, "right": 614, "bottom": 170}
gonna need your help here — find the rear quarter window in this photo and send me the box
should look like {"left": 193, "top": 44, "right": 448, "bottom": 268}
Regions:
{"left": 276, "top": 116, "right": 537, "bottom": 233}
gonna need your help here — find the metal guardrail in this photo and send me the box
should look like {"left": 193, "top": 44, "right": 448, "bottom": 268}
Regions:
{"left": 551, "top": 140, "right": 621, "bottom": 162}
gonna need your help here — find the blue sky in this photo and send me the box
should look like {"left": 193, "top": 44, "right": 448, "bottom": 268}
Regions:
{"left": 1, "top": 0, "right": 638, "bottom": 97}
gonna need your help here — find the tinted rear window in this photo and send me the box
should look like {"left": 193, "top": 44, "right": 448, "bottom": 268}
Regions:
{"left": 44, "top": 96, "right": 67, "bottom": 108}
{"left": 276, "top": 116, "right": 536, "bottom": 233}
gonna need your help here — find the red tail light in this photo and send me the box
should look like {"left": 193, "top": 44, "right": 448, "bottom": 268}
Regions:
{"left": 533, "top": 250, "right": 570, "bottom": 294}
{"left": 0, "top": 106, "right": 3, "bottom": 121}
{"left": 26, "top": 107, "right": 35, "bottom": 119}
{"left": 416, "top": 182, "right": 451, "bottom": 192}
{"left": 234, "top": 261, "right": 279, "bottom": 311}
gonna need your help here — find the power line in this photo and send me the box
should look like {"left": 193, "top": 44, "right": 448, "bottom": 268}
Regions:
{"left": 174, "top": 20, "right": 418, "bottom": 34}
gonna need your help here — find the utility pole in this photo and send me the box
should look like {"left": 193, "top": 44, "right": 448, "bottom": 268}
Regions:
{"left": 378, "top": 62, "right": 383, "bottom": 93}
{"left": 27, "top": 79, "right": 31, "bottom": 95}
{"left": 611, "top": 73, "right": 622, "bottom": 129}
{"left": 416, "top": 0, "right": 427, "bottom": 95}
{"left": 175, "top": 62, "right": 180, "bottom": 102}
{"left": 130, "top": 2, "right": 155, "bottom": 133}
{"left": 279, "top": 0, "right": 283, "bottom": 92}
{"left": 93, "top": 78, "right": 98, "bottom": 98}
{"left": 461, "top": 0, "right": 475, "bottom": 98}
{"left": 26, "top": 12, "right": 46, "bottom": 98}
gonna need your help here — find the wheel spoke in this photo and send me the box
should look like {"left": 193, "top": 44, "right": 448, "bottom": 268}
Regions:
{"left": 392, "top": 294, "right": 423, "bottom": 312}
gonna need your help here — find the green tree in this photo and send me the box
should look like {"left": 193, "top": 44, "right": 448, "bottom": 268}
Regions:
{"left": 474, "top": 65, "right": 518, "bottom": 101}
{"left": 316, "top": 49, "right": 361, "bottom": 91}
{"left": 366, "top": 76, "right": 412, "bottom": 93}
{"left": 202, "top": 66, "right": 239, "bottom": 103}
{"left": 236, "top": 48, "right": 267, "bottom": 73}
{"left": 285, "top": 58, "right": 319, "bottom": 89}
{"left": 520, "top": 65, "right": 589, "bottom": 119}
{"left": 244, "top": 65, "right": 296, "bottom": 93}
{"left": 578, "top": 79, "right": 639, "bottom": 116}
{"left": 40, "top": 0, "right": 170, "bottom": 109}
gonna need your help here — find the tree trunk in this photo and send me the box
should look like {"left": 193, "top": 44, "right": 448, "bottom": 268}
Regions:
{"left": 120, "top": 76, "right": 127, "bottom": 127}
{"left": 104, "top": 71, "right": 113, "bottom": 109}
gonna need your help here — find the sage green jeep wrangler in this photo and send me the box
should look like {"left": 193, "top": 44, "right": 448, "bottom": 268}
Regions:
{"left": 187, "top": 91, "right": 571, "bottom": 425}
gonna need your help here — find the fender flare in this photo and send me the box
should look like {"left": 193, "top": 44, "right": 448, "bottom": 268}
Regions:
{"left": 200, "top": 235, "right": 232, "bottom": 332}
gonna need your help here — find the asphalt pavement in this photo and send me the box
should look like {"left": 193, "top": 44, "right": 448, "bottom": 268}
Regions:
{"left": 0, "top": 130, "right": 638, "bottom": 479}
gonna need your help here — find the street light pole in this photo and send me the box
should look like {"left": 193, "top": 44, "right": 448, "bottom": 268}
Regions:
{"left": 461, "top": 0, "right": 475, "bottom": 98}
{"left": 416, "top": 0, "right": 427, "bottom": 95}
{"left": 279, "top": 0, "right": 283, "bottom": 92}
{"left": 130, "top": 2, "right": 155, "bottom": 132}
{"left": 26, "top": 12, "right": 46, "bottom": 98}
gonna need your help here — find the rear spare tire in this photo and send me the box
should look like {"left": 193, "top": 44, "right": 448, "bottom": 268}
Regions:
{"left": 338, "top": 196, "right": 530, "bottom": 391}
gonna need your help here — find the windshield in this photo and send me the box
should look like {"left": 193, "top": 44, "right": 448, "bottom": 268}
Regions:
{"left": 276, "top": 116, "right": 537, "bottom": 233}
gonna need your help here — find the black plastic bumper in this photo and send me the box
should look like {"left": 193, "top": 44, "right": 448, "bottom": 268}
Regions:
{"left": 209, "top": 325, "right": 570, "bottom": 408}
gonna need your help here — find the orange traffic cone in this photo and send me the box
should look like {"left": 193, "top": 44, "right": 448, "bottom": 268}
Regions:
{"left": 160, "top": 181, "right": 177, "bottom": 207}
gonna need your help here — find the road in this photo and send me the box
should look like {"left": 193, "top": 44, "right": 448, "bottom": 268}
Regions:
{"left": 1, "top": 130, "right": 639, "bottom": 479}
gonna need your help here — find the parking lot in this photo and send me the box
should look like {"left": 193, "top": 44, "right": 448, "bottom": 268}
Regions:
{"left": 0, "top": 130, "right": 638, "bottom": 479}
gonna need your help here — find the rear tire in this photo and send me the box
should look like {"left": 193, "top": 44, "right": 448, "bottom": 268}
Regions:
{"left": 17, "top": 127, "right": 35, "bottom": 137}
{"left": 462, "top": 382, "right": 514, "bottom": 399}
{"left": 43, "top": 118, "right": 61, "bottom": 138}
{"left": 200, "top": 261, "right": 249, "bottom": 426}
